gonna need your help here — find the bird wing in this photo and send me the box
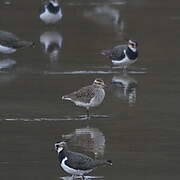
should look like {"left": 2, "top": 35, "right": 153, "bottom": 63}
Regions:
{"left": 66, "top": 151, "right": 96, "bottom": 170}
{"left": 64, "top": 85, "right": 96, "bottom": 104}
{"left": 111, "top": 44, "right": 127, "bottom": 60}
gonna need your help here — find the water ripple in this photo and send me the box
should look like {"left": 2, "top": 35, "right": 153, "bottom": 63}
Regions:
{"left": 60, "top": 176, "right": 104, "bottom": 180}
{"left": 44, "top": 70, "right": 147, "bottom": 75}
{"left": 0, "top": 115, "right": 110, "bottom": 121}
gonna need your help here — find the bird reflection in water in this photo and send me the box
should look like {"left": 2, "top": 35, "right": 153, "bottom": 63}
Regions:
{"left": 84, "top": 6, "right": 125, "bottom": 37}
{"left": 40, "top": 31, "right": 63, "bottom": 63}
{"left": 0, "top": 58, "right": 16, "bottom": 70}
{"left": 62, "top": 127, "right": 105, "bottom": 159}
{"left": 60, "top": 175, "right": 104, "bottom": 180}
{"left": 111, "top": 74, "right": 138, "bottom": 106}
{"left": 0, "top": 59, "right": 16, "bottom": 84}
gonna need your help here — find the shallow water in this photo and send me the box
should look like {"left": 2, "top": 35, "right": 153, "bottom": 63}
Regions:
{"left": 0, "top": 0, "right": 180, "bottom": 179}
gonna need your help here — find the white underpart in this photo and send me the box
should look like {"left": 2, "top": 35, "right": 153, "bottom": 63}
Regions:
{"left": 40, "top": 8, "right": 62, "bottom": 24}
{"left": 112, "top": 50, "right": 137, "bottom": 66}
{"left": 40, "top": 31, "right": 63, "bottom": 52}
{"left": 0, "top": 45, "right": 16, "bottom": 54}
{"left": 61, "top": 157, "right": 93, "bottom": 176}
{"left": 74, "top": 89, "right": 105, "bottom": 108}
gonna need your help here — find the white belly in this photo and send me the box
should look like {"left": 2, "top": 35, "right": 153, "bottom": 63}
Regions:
{"left": 61, "top": 157, "right": 93, "bottom": 176}
{"left": 74, "top": 89, "right": 105, "bottom": 108}
{"left": 112, "top": 56, "right": 137, "bottom": 66}
{"left": 0, "top": 45, "right": 16, "bottom": 54}
{"left": 40, "top": 9, "right": 62, "bottom": 24}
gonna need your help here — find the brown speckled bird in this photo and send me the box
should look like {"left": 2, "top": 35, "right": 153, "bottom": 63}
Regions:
{"left": 62, "top": 79, "right": 106, "bottom": 117}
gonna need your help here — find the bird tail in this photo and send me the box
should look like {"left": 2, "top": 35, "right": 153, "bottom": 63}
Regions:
{"left": 62, "top": 95, "right": 72, "bottom": 101}
{"left": 19, "top": 41, "right": 35, "bottom": 48}
{"left": 95, "top": 159, "right": 112, "bottom": 167}
{"left": 101, "top": 50, "right": 112, "bottom": 58}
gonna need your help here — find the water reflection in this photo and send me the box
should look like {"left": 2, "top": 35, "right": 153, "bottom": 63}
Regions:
{"left": 67, "top": 0, "right": 126, "bottom": 6}
{"left": 3, "top": 0, "right": 11, "bottom": 5}
{"left": 110, "top": 73, "right": 138, "bottom": 106}
{"left": 84, "top": 6, "right": 124, "bottom": 36}
{"left": 60, "top": 176, "right": 104, "bottom": 180}
{"left": 40, "top": 31, "right": 63, "bottom": 63}
{"left": 0, "top": 58, "right": 16, "bottom": 70}
{"left": 62, "top": 127, "right": 105, "bottom": 158}
{"left": 0, "top": 59, "right": 16, "bottom": 83}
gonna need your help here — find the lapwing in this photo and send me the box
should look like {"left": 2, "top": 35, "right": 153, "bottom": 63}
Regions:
{"left": 101, "top": 40, "right": 138, "bottom": 70}
{"left": 0, "top": 30, "right": 34, "bottom": 54}
{"left": 55, "top": 141, "right": 112, "bottom": 179}
{"left": 39, "top": 0, "right": 63, "bottom": 24}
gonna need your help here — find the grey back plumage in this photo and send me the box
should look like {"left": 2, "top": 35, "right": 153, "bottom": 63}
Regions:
{"left": 60, "top": 150, "right": 111, "bottom": 170}
{"left": 63, "top": 84, "right": 98, "bottom": 104}
{"left": 110, "top": 44, "right": 127, "bottom": 60}
{"left": 0, "top": 31, "right": 34, "bottom": 49}
{"left": 65, "top": 151, "right": 97, "bottom": 170}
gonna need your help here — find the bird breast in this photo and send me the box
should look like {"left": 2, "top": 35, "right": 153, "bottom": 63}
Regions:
{"left": 90, "top": 88, "right": 105, "bottom": 107}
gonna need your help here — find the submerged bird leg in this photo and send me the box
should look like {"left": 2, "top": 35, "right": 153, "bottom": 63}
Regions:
{"left": 71, "top": 175, "right": 75, "bottom": 180}
{"left": 123, "top": 66, "right": 127, "bottom": 74}
{"left": 86, "top": 108, "right": 90, "bottom": 118}
{"left": 81, "top": 175, "right": 86, "bottom": 180}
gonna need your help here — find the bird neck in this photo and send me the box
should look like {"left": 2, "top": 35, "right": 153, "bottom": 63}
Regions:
{"left": 58, "top": 149, "right": 66, "bottom": 162}
{"left": 126, "top": 47, "right": 138, "bottom": 60}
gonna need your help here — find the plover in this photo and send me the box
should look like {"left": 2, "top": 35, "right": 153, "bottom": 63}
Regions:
{"left": 55, "top": 141, "right": 112, "bottom": 179}
{"left": 62, "top": 79, "right": 106, "bottom": 118}
{"left": 0, "top": 31, "right": 34, "bottom": 54}
{"left": 39, "top": 0, "right": 63, "bottom": 24}
{"left": 101, "top": 40, "right": 138, "bottom": 69}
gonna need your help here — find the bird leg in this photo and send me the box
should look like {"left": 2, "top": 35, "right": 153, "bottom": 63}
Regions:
{"left": 123, "top": 66, "right": 127, "bottom": 74}
{"left": 81, "top": 175, "right": 86, "bottom": 180}
{"left": 86, "top": 108, "right": 90, "bottom": 119}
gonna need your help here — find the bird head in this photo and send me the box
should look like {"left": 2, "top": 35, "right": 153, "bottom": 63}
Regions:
{"left": 49, "top": 0, "right": 59, "bottom": 6}
{"left": 54, "top": 141, "right": 67, "bottom": 153}
{"left": 93, "top": 78, "right": 106, "bottom": 88}
{"left": 128, "top": 40, "right": 138, "bottom": 52}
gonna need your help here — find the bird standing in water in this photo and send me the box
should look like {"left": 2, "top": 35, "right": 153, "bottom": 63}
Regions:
{"left": 39, "top": 0, "right": 63, "bottom": 24}
{"left": 62, "top": 79, "right": 106, "bottom": 118}
{"left": 101, "top": 40, "right": 138, "bottom": 70}
{"left": 55, "top": 141, "right": 112, "bottom": 180}
{"left": 0, "top": 30, "right": 34, "bottom": 54}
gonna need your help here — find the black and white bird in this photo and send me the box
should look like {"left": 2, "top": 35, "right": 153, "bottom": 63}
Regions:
{"left": 39, "top": 0, "right": 63, "bottom": 24}
{"left": 40, "top": 31, "right": 63, "bottom": 62}
{"left": 62, "top": 79, "right": 106, "bottom": 118}
{"left": 55, "top": 141, "right": 112, "bottom": 179}
{"left": 111, "top": 74, "right": 137, "bottom": 106}
{"left": 101, "top": 40, "right": 138, "bottom": 69}
{"left": 0, "top": 31, "right": 34, "bottom": 54}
